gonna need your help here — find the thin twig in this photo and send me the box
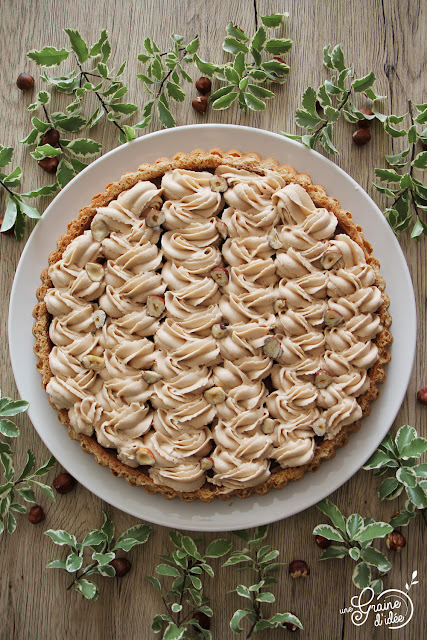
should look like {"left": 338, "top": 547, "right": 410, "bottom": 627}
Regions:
{"left": 66, "top": 561, "right": 97, "bottom": 591}
{"left": 0, "top": 179, "right": 15, "bottom": 198}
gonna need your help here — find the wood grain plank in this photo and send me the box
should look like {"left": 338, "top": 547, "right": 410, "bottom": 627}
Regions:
{"left": 0, "top": 0, "right": 425, "bottom": 638}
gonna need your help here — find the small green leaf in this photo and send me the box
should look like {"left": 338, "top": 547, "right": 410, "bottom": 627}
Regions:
{"left": 92, "top": 551, "right": 115, "bottom": 565}
{"left": 252, "top": 26, "right": 267, "bottom": 52}
{"left": 7, "top": 512, "right": 17, "bottom": 534}
{"left": 352, "top": 71, "right": 376, "bottom": 92}
{"left": 27, "top": 46, "right": 70, "bottom": 67}
{"left": 256, "top": 591, "right": 275, "bottom": 603}
{"left": 82, "top": 530, "right": 107, "bottom": 548}
{"left": 51, "top": 113, "right": 87, "bottom": 132}
{"left": 371, "top": 579, "right": 383, "bottom": 595}
{"left": 163, "top": 623, "right": 185, "bottom": 640}
{"left": 156, "top": 564, "right": 181, "bottom": 577}
{"left": 205, "top": 538, "right": 232, "bottom": 558}
{"left": 212, "top": 91, "right": 238, "bottom": 110}
{"left": 74, "top": 578, "right": 98, "bottom": 600}
{"left": 260, "top": 13, "right": 288, "bottom": 28}
{"left": 352, "top": 561, "right": 371, "bottom": 589}
{"left": 230, "top": 609, "right": 249, "bottom": 634}
{"left": 406, "top": 484, "right": 427, "bottom": 508}
{"left": 56, "top": 158, "right": 76, "bottom": 189}
{"left": 400, "top": 437, "right": 427, "bottom": 459}
{"left": 45, "top": 529, "right": 78, "bottom": 548}
{"left": 396, "top": 466, "right": 418, "bottom": 488}
{"left": 324, "top": 106, "right": 340, "bottom": 122}
{"left": 32, "top": 455, "right": 56, "bottom": 477}
{"left": 16, "top": 450, "right": 35, "bottom": 481}
{"left": 244, "top": 92, "right": 266, "bottom": 111}
{"left": 64, "top": 29, "right": 89, "bottom": 63}
{"left": 346, "top": 514, "right": 364, "bottom": 539}
{"left": 46, "top": 559, "right": 67, "bottom": 570}
{"left": 323, "top": 44, "right": 333, "bottom": 69}
{"left": 331, "top": 44, "right": 346, "bottom": 71}
{"left": 0, "top": 418, "right": 20, "bottom": 438}
{"left": 316, "top": 499, "right": 347, "bottom": 534}
{"left": 223, "top": 37, "right": 249, "bottom": 55}
{"left": 186, "top": 36, "right": 199, "bottom": 54}
{"left": 378, "top": 476, "right": 400, "bottom": 501}
{"left": 414, "top": 463, "right": 427, "bottom": 478}
{"left": 66, "top": 138, "right": 102, "bottom": 157}
{"left": 265, "top": 38, "right": 292, "bottom": 55}
{"left": 146, "top": 575, "right": 162, "bottom": 591}
{"left": 360, "top": 547, "right": 391, "bottom": 573}
{"left": 312, "top": 524, "right": 345, "bottom": 542}
{"left": 66, "top": 552, "right": 83, "bottom": 572}
{"left": 90, "top": 29, "right": 108, "bottom": 57}
{"left": 0, "top": 482, "right": 13, "bottom": 499}
{"left": 396, "top": 425, "right": 417, "bottom": 454}
{"left": 349, "top": 547, "right": 360, "bottom": 561}
{"left": 301, "top": 86, "right": 317, "bottom": 114}
{"left": 236, "top": 584, "right": 251, "bottom": 599}
{"left": 15, "top": 486, "right": 36, "bottom": 503}
{"left": 226, "top": 23, "right": 249, "bottom": 41}
{"left": 295, "top": 109, "right": 322, "bottom": 128}
{"left": 0, "top": 145, "right": 13, "bottom": 167}
{"left": 353, "top": 522, "right": 393, "bottom": 543}
{"left": 32, "top": 481, "right": 55, "bottom": 502}
{"left": 157, "top": 100, "right": 175, "bottom": 128}
{"left": 318, "top": 545, "right": 348, "bottom": 560}
{"left": 363, "top": 449, "right": 392, "bottom": 470}
{"left": 113, "top": 523, "right": 152, "bottom": 551}
{"left": 166, "top": 81, "right": 185, "bottom": 103}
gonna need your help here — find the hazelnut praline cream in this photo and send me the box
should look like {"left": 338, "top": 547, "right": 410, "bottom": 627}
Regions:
{"left": 35, "top": 150, "right": 391, "bottom": 501}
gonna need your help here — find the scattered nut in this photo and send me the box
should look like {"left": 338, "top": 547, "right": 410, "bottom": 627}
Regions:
{"left": 91, "top": 216, "right": 109, "bottom": 242}
{"left": 268, "top": 228, "right": 283, "bottom": 250}
{"left": 210, "top": 266, "right": 229, "bottom": 286}
{"left": 263, "top": 337, "right": 283, "bottom": 360}
{"left": 320, "top": 249, "right": 342, "bottom": 270}
{"left": 85, "top": 262, "right": 105, "bottom": 282}
{"left": 195, "top": 76, "right": 212, "bottom": 95}
{"left": 211, "top": 323, "right": 228, "bottom": 339}
{"left": 200, "top": 457, "right": 214, "bottom": 471}
{"left": 273, "top": 299, "right": 286, "bottom": 313}
{"left": 358, "top": 107, "right": 374, "bottom": 128}
{"left": 53, "top": 472, "right": 76, "bottom": 495}
{"left": 136, "top": 447, "right": 155, "bottom": 466}
{"left": 38, "top": 157, "right": 60, "bottom": 174}
{"left": 147, "top": 295, "right": 165, "bottom": 318}
{"left": 41, "top": 128, "right": 61, "bottom": 146}
{"left": 210, "top": 175, "right": 228, "bottom": 193}
{"left": 289, "top": 559, "right": 310, "bottom": 578}
{"left": 314, "top": 534, "right": 331, "bottom": 549}
{"left": 324, "top": 308, "right": 344, "bottom": 327}
{"left": 144, "top": 207, "right": 166, "bottom": 227}
{"left": 314, "top": 370, "right": 334, "bottom": 389}
{"left": 28, "top": 505, "right": 45, "bottom": 525}
{"left": 261, "top": 418, "right": 275, "bottom": 435}
{"left": 16, "top": 72, "right": 35, "bottom": 91}
{"left": 192, "top": 95, "right": 208, "bottom": 114}
{"left": 92, "top": 309, "right": 107, "bottom": 329}
{"left": 352, "top": 128, "right": 371, "bottom": 146}
{"left": 193, "top": 610, "right": 211, "bottom": 630}
{"left": 386, "top": 530, "right": 406, "bottom": 551}
{"left": 204, "top": 386, "right": 226, "bottom": 405}
{"left": 141, "top": 370, "right": 163, "bottom": 384}
{"left": 110, "top": 557, "right": 131, "bottom": 577}
{"left": 82, "top": 355, "right": 105, "bottom": 371}
{"left": 416, "top": 387, "right": 427, "bottom": 405}
{"left": 311, "top": 416, "right": 326, "bottom": 437}
{"left": 216, "top": 220, "right": 228, "bottom": 239}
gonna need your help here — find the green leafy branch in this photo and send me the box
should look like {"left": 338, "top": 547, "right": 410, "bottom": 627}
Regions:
{"left": 1, "top": 389, "right": 56, "bottom": 535}
{"left": 313, "top": 499, "right": 393, "bottom": 594}
{"left": 363, "top": 425, "right": 427, "bottom": 523}
{"left": 0, "top": 145, "right": 42, "bottom": 240}
{"left": 46, "top": 511, "right": 152, "bottom": 600}
{"left": 137, "top": 34, "right": 200, "bottom": 129}
{"left": 147, "top": 530, "right": 232, "bottom": 639}
{"left": 224, "top": 526, "right": 302, "bottom": 637}
{"left": 373, "top": 102, "right": 427, "bottom": 238}
{"left": 283, "top": 43, "right": 384, "bottom": 154}
{"left": 202, "top": 15, "right": 291, "bottom": 113}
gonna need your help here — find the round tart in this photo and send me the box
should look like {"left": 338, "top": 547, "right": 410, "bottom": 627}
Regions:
{"left": 33, "top": 148, "right": 392, "bottom": 502}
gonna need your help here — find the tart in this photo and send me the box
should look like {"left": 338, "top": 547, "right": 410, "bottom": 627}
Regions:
{"left": 33, "top": 148, "right": 392, "bottom": 502}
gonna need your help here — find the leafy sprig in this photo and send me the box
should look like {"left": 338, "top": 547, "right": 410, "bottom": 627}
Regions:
{"left": 283, "top": 43, "right": 384, "bottom": 154}
{"left": 203, "top": 16, "right": 291, "bottom": 113}
{"left": 137, "top": 34, "right": 200, "bottom": 129}
{"left": 46, "top": 511, "right": 152, "bottom": 600}
{"left": 0, "top": 145, "right": 42, "bottom": 240}
{"left": 313, "top": 499, "right": 393, "bottom": 594}
{"left": 373, "top": 102, "right": 427, "bottom": 238}
{"left": 224, "top": 526, "right": 302, "bottom": 637}
{"left": 363, "top": 425, "right": 427, "bottom": 520}
{"left": 148, "top": 530, "right": 232, "bottom": 639}
{"left": 26, "top": 29, "right": 139, "bottom": 146}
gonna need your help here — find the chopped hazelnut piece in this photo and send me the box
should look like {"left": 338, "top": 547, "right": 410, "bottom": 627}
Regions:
{"left": 210, "top": 267, "right": 229, "bottom": 286}
{"left": 263, "top": 337, "right": 283, "bottom": 360}
{"left": 86, "top": 262, "right": 105, "bottom": 282}
{"left": 324, "top": 308, "right": 344, "bottom": 327}
{"left": 141, "top": 370, "right": 163, "bottom": 384}
{"left": 273, "top": 299, "right": 286, "bottom": 313}
{"left": 136, "top": 447, "right": 155, "bottom": 466}
{"left": 82, "top": 355, "right": 105, "bottom": 371}
{"left": 268, "top": 228, "right": 282, "bottom": 250}
{"left": 210, "top": 175, "right": 228, "bottom": 193}
{"left": 261, "top": 418, "right": 275, "bottom": 434}
{"left": 320, "top": 249, "right": 342, "bottom": 270}
{"left": 144, "top": 207, "right": 166, "bottom": 227}
{"left": 91, "top": 217, "right": 109, "bottom": 242}
{"left": 311, "top": 416, "right": 326, "bottom": 436}
{"left": 200, "top": 457, "right": 214, "bottom": 471}
{"left": 211, "top": 323, "right": 228, "bottom": 339}
{"left": 314, "top": 370, "right": 334, "bottom": 389}
{"left": 92, "top": 309, "right": 107, "bottom": 329}
{"left": 147, "top": 296, "right": 165, "bottom": 317}
{"left": 216, "top": 220, "right": 228, "bottom": 239}
{"left": 204, "top": 387, "right": 226, "bottom": 405}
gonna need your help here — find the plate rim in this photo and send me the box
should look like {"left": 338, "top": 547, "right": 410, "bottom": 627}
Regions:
{"left": 8, "top": 124, "right": 417, "bottom": 531}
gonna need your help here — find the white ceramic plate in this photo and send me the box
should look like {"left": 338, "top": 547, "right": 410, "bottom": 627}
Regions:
{"left": 9, "top": 125, "right": 416, "bottom": 532}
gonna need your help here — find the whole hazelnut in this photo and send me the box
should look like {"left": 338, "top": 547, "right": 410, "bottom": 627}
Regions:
{"left": 357, "top": 107, "right": 374, "bottom": 128}
{"left": 193, "top": 610, "right": 211, "bottom": 630}
{"left": 17, "top": 72, "right": 35, "bottom": 91}
{"left": 38, "top": 156, "right": 60, "bottom": 174}
{"left": 386, "top": 530, "right": 406, "bottom": 551}
{"left": 289, "top": 559, "right": 310, "bottom": 578}
{"left": 195, "top": 77, "right": 212, "bottom": 95}
{"left": 41, "top": 128, "right": 61, "bottom": 147}
{"left": 192, "top": 95, "right": 208, "bottom": 114}
{"left": 314, "top": 534, "right": 331, "bottom": 549}
{"left": 53, "top": 472, "right": 76, "bottom": 495}
{"left": 352, "top": 128, "right": 371, "bottom": 146}
{"left": 0, "top": 217, "right": 15, "bottom": 236}
{"left": 110, "top": 557, "right": 131, "bottom": 577}
{"left": 28, "top": 505, "right": 45, "bottom": 524}
{"left": 416, "top": 387, "right": 427, "bottom": 405}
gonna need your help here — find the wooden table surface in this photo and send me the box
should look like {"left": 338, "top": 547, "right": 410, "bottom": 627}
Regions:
{"left": 0, "top": 0, "right": 425, "bottom": 638}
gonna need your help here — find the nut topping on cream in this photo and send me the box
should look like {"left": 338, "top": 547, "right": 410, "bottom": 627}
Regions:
{"left": 45, "top": 169, "right": 383, "bottom": 494}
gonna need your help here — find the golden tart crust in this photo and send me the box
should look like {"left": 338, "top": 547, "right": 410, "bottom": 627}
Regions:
{"left": 33, "top": 148, "right": 392, "bottom": 502}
